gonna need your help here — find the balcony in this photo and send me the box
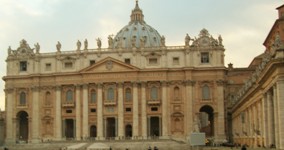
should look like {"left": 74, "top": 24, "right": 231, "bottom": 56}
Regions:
{"left": 104, "top": 100, "right": 116, "bottom": 106}
{"left": 147, "top": 99, "right": 161, "bottom": 105}
{"left": 62, "top": 101, "right": 75, "bottom": 108}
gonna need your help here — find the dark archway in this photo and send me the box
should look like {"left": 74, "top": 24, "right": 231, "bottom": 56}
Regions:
{"left": 199, "top": 105, "right": 214, "bottom": 137}
{"left": 106, "top": 117, "right": 116, "bottom": 138}
{"left": 125, "top": 124, "right": 132, "bottom": 138}
{"left": 17, "top": 111, "right": 29, "bottom": 141}
{"left": 65, "top": 119, "right": 75, "bottom": 139}
{"left": 90, "top": 125, "right": 97, "bottom": 138}
{"left": 150, "top": 117, "right": 160, "bottom": 137}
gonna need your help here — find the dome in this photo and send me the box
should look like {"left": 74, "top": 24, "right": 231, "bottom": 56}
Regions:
{"left": 113, "top": 1, "right": 163, "bottom": 49}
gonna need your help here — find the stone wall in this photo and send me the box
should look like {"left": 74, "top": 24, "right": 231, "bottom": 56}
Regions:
{"left": 0, "top": 111, "right": 4, "bottom": 146}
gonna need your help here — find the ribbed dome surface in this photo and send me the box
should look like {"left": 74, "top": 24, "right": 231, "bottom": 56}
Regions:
{"left": 113, "top": 1, "right": 162, "bottom": 49}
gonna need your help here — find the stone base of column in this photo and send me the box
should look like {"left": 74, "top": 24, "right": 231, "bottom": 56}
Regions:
{"left": 159, "top": 135, "right": 170, "bottom": 139}
{"left": 97, "top": 136, "right": 105, "bottom": 141}
{"left": 5, "top": 138, "right": 16, "bottom": 145}
{"left": 31, "top": 138, "right": 41, "bottom": 143}
{"left": 53, "top": 137, "right": 63, "bottom": 141}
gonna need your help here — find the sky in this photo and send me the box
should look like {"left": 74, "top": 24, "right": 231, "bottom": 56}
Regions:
{"left": 0, "top": 0, "right": 282, "bottom": 110}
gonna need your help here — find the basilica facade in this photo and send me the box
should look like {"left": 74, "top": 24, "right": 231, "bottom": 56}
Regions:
{"left": 3, "top": 1, "right": 227, "bottom": 144}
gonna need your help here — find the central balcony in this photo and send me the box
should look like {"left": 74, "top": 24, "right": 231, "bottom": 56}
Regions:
{"left": 62, "top": 101, "right": 75, "bottom": 107}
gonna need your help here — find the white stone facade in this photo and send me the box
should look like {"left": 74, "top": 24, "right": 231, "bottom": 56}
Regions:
{"left": 3, "top": 1, "right": 227, "bottom": 144}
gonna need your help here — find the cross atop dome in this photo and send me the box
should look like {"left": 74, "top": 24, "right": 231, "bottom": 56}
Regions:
{"left": 130, "top": 0, "right": 145, "bottom": 23}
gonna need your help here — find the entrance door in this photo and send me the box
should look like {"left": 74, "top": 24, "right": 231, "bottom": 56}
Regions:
{"left": 125, "top": 124, "right": 132, "bottom": 138}
{"left": 65, "top": 119, "right": 74, "bottom": 138}
{"left": 90, "top": 125, "right": 97, "bottom": 138}
{"left": 17, "top": 111, "right": 29, "bottom": 141}
{"left": 106, "top": 118, "right": 116, "bottom": 138}
{"left": 150, "top": 117, "right": 160, "bottom": 137}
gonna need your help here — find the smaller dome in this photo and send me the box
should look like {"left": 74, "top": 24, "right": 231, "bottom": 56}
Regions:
{"left": 113, "top": 1, "right": 163, "bottom": 49}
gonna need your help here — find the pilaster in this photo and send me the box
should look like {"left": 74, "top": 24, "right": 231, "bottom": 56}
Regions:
{"left": 184, "top": 80, "right": 195, "bottom": 135}
{"left": 132, "top": 82, "right": 139, "bottom": 137}
{"left": 117, "top": 82, "right": 124, "bottom": 138}
{"left": 97, "top": 83, "right": 104, "bottom": 140}
{"left": 55, "top": 86, "right": 62, "bottom": 141}
{"left": 31, "top": 86, "right": 40, "bottom": 143}
{"left": 75, "top": 84, "right": 81, "bottom": 140}
{"left": 141, "top": 82, "right": 147, "bottom": 139}
{"left": 4, "top": 88, "right": 15, "bottom": 144}
{"left": 82, "top": 84, "right": 89, "bottom": 139}
{"left": 161, "top": 81, "right": 169, "bottom": 138}
{"left": 216, "top": 80, "right": 225, "bottom": 140}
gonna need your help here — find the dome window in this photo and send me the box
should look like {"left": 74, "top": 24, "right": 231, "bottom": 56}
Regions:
{"left": 125, "top": 28, "right": 129, "bottom": 31}
{"left": 142, "top": 27, "right": 145, "bottom": 30}
{"left": 133, "top": 27, "right": 137, "bottom": 30}
{"left": 150, "top": 28, "right": 153, "bottom": 32}
{"left": 153, "top": 37, "right": 157, "bottom": 42}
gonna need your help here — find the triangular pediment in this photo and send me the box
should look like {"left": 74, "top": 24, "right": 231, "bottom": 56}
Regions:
{"left": 80, "top": 57, "right": 140, "bottom": 73}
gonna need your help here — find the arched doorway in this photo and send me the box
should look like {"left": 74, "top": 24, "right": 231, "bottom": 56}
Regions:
{"left": 17, "top": 111, "right": 29, "bottom": 141}
{"left": 199, "top": 105, "right": 214, "bottom": 137}
{"left": 90, "top": 125, "right": 97, "bottom": 138}
{"left": 125, "top": 124, "right": 132, "bottom": 138}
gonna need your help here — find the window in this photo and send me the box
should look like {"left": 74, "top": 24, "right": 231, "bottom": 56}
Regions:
{"left": 151, "top": 107, "right": 158, "bottom": 111}
{"left": 202, "top": 85, "right": 210, "bottom": 100}
{"left": 45, "top": 63, "right": 51, "bottom": 71}
{"left": 19, "top": 92, "right": 26, "bottom": 105}
{"left": 174, "top": 87, "right": 180, "bottom": 99}
{"left": 20, "top": 61, "right": 27, "bottom": 71}
{"left": 64, "top": 62, "right": 73, "bottom": 69}
{"left": 45, "top": 92, "right": 51, "bottom": 106}
{"left": 66, "top": 90, "right": 73, "bottom": 101}
{"left": 124, "top": 58, "right": 131, "bottom": 64}
{"left": 201, "top": 52, "right": 209, "bottom": 63}
{"left": 241, "top": 112, "right": 245, "bottom": 123}
{"left": 149, "top": 58, "right": 158, "bottom": 65}
{"left": 90, "top": 90, "right": 97, "bottom": 103}
{"left": 90, "top": 60, "right": 96, "bottom": 65}
{"left": 173, "top": 57, "right": 180, "bottom": 65}
{"left": 150, "top": 87, "right": 158, "bottom": 100}
{"left": 90, "top": 108, "right": 96, "bottom": 113}
{"left": 125, "top": 108, "right": 132, "bottom": 112}
{"left": 125, "top": 88, "right": 132, "bottom": 101}
{"left": 66, "top": 110, "right": 72, "bottom": 113}
{"left": 107, "top": 88, "right": 114, "bottom": 101}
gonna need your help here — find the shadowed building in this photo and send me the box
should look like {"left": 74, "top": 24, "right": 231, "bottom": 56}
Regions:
{"left": 230, "top": 4, "right": 284, "bottom": 149}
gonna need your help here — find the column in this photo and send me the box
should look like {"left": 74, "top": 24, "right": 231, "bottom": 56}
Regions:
{"left": 257, "top": 101, "right": 262, "bottom": 146}
{"left": 267, "top": 91, "right": 274, "bottom": 146}
{"left": 117, "top": 82, "right": 124, "bottom": 138}
{"left": 216, "top": 80, "right": 225, "bottom": 140}
{"left": 55, "top": 86, "right": 62, "bottom": 141}
{"left": 75, "top": 84, "right": 81, "bottom": 140}
{"left": 132, "top": 82, "right": 139, "bottom": 138}
{"left": 273, "top": 85, "right": 279, "bottom": 148}
{"left": 141, "top": 82, "right": 147, "bottom": 139}
{"left": 31, "top": 86, "right": 40, "bottom": 143}
{"left": 252, "top": 104, "right": 257, "bottom": 147}
{"left": 5, "top": 88, "right": 14, "bottom": 144}
{"left": 82, "top": 84, "right": 89, "bottom": 139}
{"left": 161, "top": 81, "right": 168, "bottom": 138}
{"left": 185, "top": 80, "right": 194, "bottom": 135}
{"left": 97, "top": 83, "right": 104, "bottom": 140}
{"left": 276, "top": 80, "right": 284, "bottom": 149}
{"left": 262, "top": 96, "right": 268, "bottom": 147}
